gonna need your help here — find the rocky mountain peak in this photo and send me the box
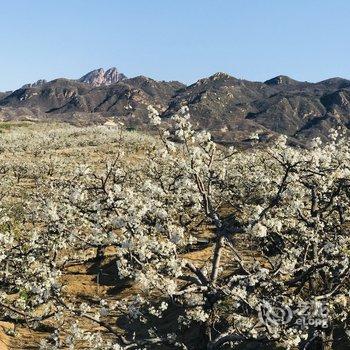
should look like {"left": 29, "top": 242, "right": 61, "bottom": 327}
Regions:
{"left": 264, "top": 75, "right": 299, "bottom": 85}
{"left": 210, "top": 72, "right": 233, "bottom": 80}
{"left": 78, "top": 67, "right": 127, "bottom": 86}
{"left": 22, "top": 79, "right": 47, "bottom": 89}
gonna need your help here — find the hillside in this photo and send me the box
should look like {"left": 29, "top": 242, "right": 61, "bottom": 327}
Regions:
{"left": 1, "top": 69, "right": 350, "bottom": 143}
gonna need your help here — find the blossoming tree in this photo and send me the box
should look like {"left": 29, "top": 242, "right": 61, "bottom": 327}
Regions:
{"left": 0, "top": 114, "right": 349, "bottom": 349}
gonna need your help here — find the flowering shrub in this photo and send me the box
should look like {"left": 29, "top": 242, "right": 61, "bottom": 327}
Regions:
{"left": 0, "top": 117, "right": 349, "bottom": 349}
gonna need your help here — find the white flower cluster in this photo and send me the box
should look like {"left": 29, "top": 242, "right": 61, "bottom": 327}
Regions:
{"left": 0, "top": 113, "right": 350, "bottom": 349}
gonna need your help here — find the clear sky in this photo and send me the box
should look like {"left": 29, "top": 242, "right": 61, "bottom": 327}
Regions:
{"left": 0, "top": 0, "right": 349, "bottom": 91}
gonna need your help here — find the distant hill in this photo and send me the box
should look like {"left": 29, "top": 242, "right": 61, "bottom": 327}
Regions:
{"left": 1, "top": 69, "right": 350, "bottom": 144}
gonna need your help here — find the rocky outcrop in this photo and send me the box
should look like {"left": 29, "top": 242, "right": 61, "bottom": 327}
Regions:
{"left": 78, "top": 67, "right": 127, "bottom": 86}
{"left": 22, "top": 79, "right": 47, "bottom": 89}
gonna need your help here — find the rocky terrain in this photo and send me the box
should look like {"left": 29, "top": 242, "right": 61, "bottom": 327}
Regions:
{"left": 78, "top": 67, "right": 127, "bottom": 86}
{"left": 1, "top": 68, "right": 350, "bottom": 143}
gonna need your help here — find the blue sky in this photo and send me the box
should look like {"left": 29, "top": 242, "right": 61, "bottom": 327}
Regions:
{"left": 0, "top": 0, "right": 349, "bottom": 90}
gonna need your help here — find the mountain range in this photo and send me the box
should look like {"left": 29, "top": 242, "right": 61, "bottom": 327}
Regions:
{"left": 1, "top": 67, "right": 350, "bottom": 144}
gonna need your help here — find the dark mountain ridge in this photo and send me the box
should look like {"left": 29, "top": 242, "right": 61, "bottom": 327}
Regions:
{"left": 1, "top": 70, "right": 350, "bottom": 144}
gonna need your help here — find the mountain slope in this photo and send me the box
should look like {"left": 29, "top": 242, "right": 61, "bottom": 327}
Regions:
{"left": 163, "top": 73, "right": 350, "bottom": 142}
{"left": 0, "top": 76, "right": 185, "bottom": 128}
{"left": 2, "top": 70, "right": 350, "bottom": 143}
